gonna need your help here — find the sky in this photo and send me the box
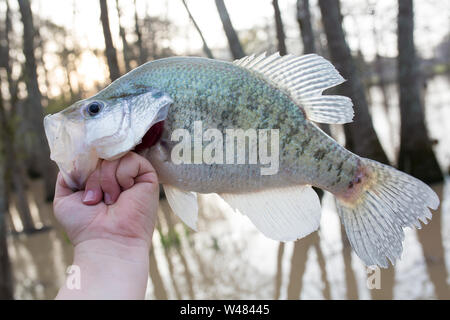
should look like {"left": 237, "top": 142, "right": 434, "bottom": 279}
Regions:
{"left": 5, "top": 0, "right": 450, "bottom": 98}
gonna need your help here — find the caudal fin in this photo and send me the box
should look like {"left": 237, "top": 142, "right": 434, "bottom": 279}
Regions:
{"left": 335, "top": 158, "right": 439, "bottom": 268}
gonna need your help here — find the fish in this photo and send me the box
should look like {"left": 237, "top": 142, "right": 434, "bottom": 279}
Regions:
{"left": 44, "top": 53, "right": 439, "bottom": 268}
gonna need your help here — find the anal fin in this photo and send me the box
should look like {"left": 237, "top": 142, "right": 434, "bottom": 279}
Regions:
{"left": 219, "top": 185, "right": 322, "bottom": 241}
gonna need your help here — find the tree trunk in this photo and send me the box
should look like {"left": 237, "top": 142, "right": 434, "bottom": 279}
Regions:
{"left": 287, "top": 232, "right": 331, "bottom": 299}
{"left": 155, "top": 217, "right": 182, "bottom": 299}
{"left": 215, "top": 0, "right": 245, "bottom": 59}
{"left": 296, "top": 0, "right": 316, "bottom": 54}
{"left": 115, "top": 0, "right": 132, "bottom": 72}
{"left": 314, "top": 237, "right": 331, "bottom": 299}
{"left": 5, "top": 2, "right": 18, "bottom": 112}
{"left": 99, "top": 0, "right": 120, "bottom": 82}
{"left": 397, "top": 0, "right": 443, "bottom": 183}
{"left": 416, "top": 185, "right": 449, "bottom": 299}
{"left": 341, "top": 225, "right": 358, "bottom": 299}
{"left": 274, "top": 242, "right": 284, "bottom": 299}
{"left": 296, "top": 0, "right": 331, "bottom": 139}
{"left": 370, "top": 9, "right": 394, "bottom": 150}
{"left": 319, "top": 0, "right": 390, "bottom": 299}
{"left": 272, "top": 0, "right": 287, "bottom": 56}
{"left": 318, "top": 0, "right": 389, "bottom": 164}
{"left": 397, "top": 2, "right": 447, "bottom": 299}
{"left": 61, "top": 41, "right": 75, "bottom": 101}
{"left": 2, "top": 1, "right": 34, "bottom": 231}
{"left": 292, "top": 2, "right": 333, "bottom": 298}
{"left": 0, "top": 91, "right": 34, "bottom": 233}
{"left": 34, "top": 26, "right": 50, "bottom": 104}
{"left": 148, "top": 246, "right": 168, "bottom": 299}
{"left": 133, "top": 0, "right": 147, "bottom": 65}
{"left": 161, "top": 203, "right": 196, "bottom": 299}
{"left": 18, "top": 0, "right": 56, "bottom": 201}
{"left": 0, "top": 172, "right": 13, "bottom": 300}
{"left": 0, "top": 84, "right": 14, "bottom": 300}
{"left": 181, "top": 0, "right": 214, "bottom": 59}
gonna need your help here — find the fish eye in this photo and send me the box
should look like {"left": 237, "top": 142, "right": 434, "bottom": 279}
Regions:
{"left": 86, "top": 102, "right": 102, "bottom": 117}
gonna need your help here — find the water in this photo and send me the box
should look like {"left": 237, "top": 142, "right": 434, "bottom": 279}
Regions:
{"left": 6, "top": 75, "right": 450, "bottom": 299}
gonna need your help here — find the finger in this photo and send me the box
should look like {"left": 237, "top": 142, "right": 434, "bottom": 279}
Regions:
{"left": 55, "top": 172, "right": 74, "bottom": 199}
{"left": 82, "top": 165, "right": 103, "bottom": 205}
{"left": 116, "top": 152, "right": 158, "bottom": 191}
{"left": 100, "top": 158, "right": 121, "bottom": 205}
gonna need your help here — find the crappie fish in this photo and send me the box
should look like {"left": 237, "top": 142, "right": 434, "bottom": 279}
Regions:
{"left": 44, "top": 53, "right": 439, "bottom": 268}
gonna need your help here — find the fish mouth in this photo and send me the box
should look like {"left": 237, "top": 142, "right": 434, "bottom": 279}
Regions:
{"left": 134, "top": 120, "right": 166, "bottom": 153}
{"left": 44, "top": 113, "right": 99, "bottom": 190}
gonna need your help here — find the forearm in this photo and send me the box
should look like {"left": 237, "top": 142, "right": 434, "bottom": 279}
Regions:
{"left": 56, "top": 239, "right": 150, "bottom": 300}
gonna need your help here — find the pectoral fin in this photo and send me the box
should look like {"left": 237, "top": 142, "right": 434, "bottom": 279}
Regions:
{"left": 219, "top": 185, "right": 322, "bottom": 241}
{"left": 163, "top": 184, "right": 199, "bottom": 231}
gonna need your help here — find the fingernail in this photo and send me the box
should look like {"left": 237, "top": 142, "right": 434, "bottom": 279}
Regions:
{"left": 104, "top": 193, "right": 113, "bottom": 205}
{"left": 83, "top": 190, "right": 95, "bottom": 203}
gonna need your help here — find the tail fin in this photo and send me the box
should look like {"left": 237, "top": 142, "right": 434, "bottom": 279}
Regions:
{"left": 335, "top": 158, "right": 439, "bottom": 268}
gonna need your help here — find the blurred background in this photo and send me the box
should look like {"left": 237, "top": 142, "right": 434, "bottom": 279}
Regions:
{"left": 0, "top": 0, "right": 449, "bottom": 300}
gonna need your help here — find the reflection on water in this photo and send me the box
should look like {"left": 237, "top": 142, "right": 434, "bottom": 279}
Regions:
{"left": 7, "top": 76, "right": 450, "bottom": 299}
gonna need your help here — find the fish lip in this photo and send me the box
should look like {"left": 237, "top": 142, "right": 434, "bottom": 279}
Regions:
{"left": 44, "top": 110, "right": 98, "bottom": 190}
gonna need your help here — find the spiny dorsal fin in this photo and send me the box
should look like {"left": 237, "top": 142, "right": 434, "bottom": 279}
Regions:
{"left": 233, "top": 52, "right": 354, "bottom": 124}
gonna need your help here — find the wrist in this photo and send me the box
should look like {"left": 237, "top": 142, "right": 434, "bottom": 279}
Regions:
{"left": 57, "top": 238, "right": 150, "bottom": 299}
{"left": 74, "top": 238, "right": 150, "bottom": 264}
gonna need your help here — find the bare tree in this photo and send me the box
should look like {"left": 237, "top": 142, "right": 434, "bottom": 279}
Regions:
{"left": 0, "top": 82, "right": 14, "bottom": 300}
{"left": 319, "top": 0, "right": 392, "bottom": 299}
{"left": 272, "top": 0, "right": 287, "bottom": 56}
{"left": 215, "top": 0, "right": 245, "bottom": 59}
{"left": 340, "top": 225, "right": 358, "bottom": 299}
{"left": 1, "top": 1, "right": 34, "bottom": 232}
{"left": 274, "top": 241, "right": 284, "bottom": 299}
{"left": 99, "top": 0, "right": 120, "bottom": 81}
{"left": 286, "top": 1, "right": 333, "bottom": 300}
{"left": 397, "top": 0, "right": 443, "bottom": 183}
{"left": 370, "top": 4, "right": 394, "bottom": 149}
{"left": 287, "top": 232, "right": 330, "bottom": 299}
{"left": 115, "top": 0, "right": 132, "bottom": 72}
{"left": 318, "top": 0, "right": 388, "bottom": 163}
{"left": 133, "top": 0, "right": 147, "bottom": 65}
{"left": 397, "top": 0, "right": 448, "bottom": 299}
{"left": 18, "top": 0, "right": 56, "bottom": 201}
{"left": 149, "top": 246, "right": 169, "bottom": 299}
{"left": 181, "top": 0, "right": 214, "bottom": 59}
{"left": 296, "top": 0, "right": 316, "bottom": 54}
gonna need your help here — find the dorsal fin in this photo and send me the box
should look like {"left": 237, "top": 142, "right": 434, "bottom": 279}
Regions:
{"left": 233, "top": 52, "right": 354, "bottom": 124}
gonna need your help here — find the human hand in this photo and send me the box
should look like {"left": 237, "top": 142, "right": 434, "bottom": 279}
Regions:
{"left": 54, "top": 152, "right": 159, "bottom": 299}
{"left": 53, "top": 151, "right": 159, "bottom": 249}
